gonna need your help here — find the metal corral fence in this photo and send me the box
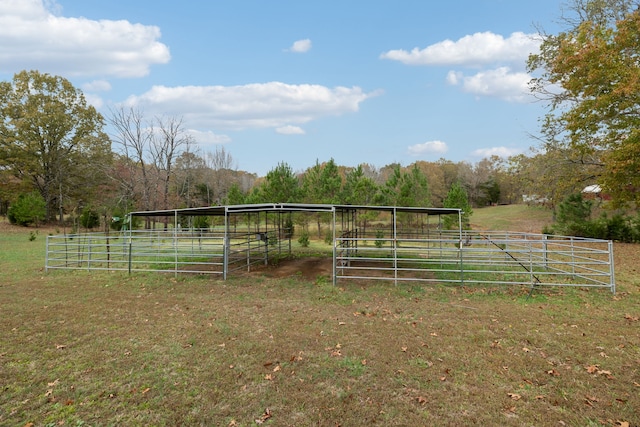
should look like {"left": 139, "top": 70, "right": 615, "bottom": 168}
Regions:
{"left": 45, "top": 229, "right": 281, "bottom": 278}
{"left": 335, "top": 230, "right": 615, "bottom": 293}
{"left": 46, "top": 229, "right": 615, "bottom": 293}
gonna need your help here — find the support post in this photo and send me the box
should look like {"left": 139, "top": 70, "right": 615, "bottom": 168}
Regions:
{"left": 608, "top": 240, "right": 616, "bottom": 294}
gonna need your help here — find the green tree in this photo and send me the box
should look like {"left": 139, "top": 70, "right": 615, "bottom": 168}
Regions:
{"left": 223, "top": 183, "right": 246, "bottom": 205}
{"left": 300, "top": 159, "right": 343, "bottom": 237}
{"left": 342, "top": 164, "right": 379, "bottom": 205}
{"left": 528, "top": 0, "right": 640, "bottom": 205}
{"left": 341, "top": 164, "right": 380, "bottom": 234}
{"left": 443, "top": 181, "right": 473, "bottom": 229}
{"left": 259, "top": 161, "right": 300, "bottom": 203}
{"left": 7, "top": 192, "right": 46, "bottom": 227}
{"left": 0, "top": 70, "right": 111, "bottom": 222}
{"left": 318, "top": 158, "right": 342, "bottom": 204}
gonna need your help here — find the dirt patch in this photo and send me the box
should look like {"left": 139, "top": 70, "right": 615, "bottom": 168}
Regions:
{"left": 240, "top": 256, "right": 436, "bottom": 282}
{"left": 242, "top": 256, "right": 333, "bottom": 280}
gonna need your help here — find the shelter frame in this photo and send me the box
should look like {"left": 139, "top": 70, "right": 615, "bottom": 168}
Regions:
{"left": 123, "top": 203, "right": 463, "bottom": 286}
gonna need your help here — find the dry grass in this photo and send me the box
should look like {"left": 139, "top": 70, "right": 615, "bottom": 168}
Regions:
{"left": 1, "top": 209, "right": 639, "bottom": 426}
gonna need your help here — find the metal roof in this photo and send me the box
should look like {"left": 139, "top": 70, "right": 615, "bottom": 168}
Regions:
{"left": 128, "top": 203, "right": 461, "bottom": 217}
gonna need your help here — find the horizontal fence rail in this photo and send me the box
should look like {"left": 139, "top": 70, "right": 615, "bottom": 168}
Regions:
{"left": 46, "top": 230, "right": 227, "bottom": 275}
{"left": 46, "top": 229, "right": 615, "bottom": 293}
{"left": 335, "top": 230, "right": 615, "bottom": 293}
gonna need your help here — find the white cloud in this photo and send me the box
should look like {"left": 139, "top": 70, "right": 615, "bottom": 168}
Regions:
{"left": 472, "top": 146, "right": 523, "bottom": 158}
{"left": 123, "top": 82, "right": 376, "bottom": 130}
{"left": 276, "top": 125, "right": 305, "bottom": 135}
{"left": 83, "top": 92, "right": 104, "bottom": 109}
{"left": 82, "top": 79, "right": 112, "bottom": 92}
{"left": 408, "top": 140, "right": 448, "bottom": 156}
{"left": 447, "top": 67, "right": 532, "bottom": 102}
{"left": 0, "top": 0, "right": 170, "bottom": 77}
{"left": 187, "top": 129, "right": 231, "bottom": 145}
{"left": 382, "top": 31, "right": 541, "bottom": 102}
{"left": 287, "top": 38, "right": 312, "bottom": 53}
{"left": 380, "top": 31, "right": 539, "bottom": 67}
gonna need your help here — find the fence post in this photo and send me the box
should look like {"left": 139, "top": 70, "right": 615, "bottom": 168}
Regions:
{"left": 128, "top": 237, "right": 132, "bottom": 275}
{"left": 608, "top": 240, "right": 616, "bottom": 294}
{"left": 87, "top": 236, "right": 92, "bottom": 271}
{"left": 45, "top": 236, "right": 50, "bottom": 272}
{"left": 459, "top": 239, "right": 464, "bottom": 286}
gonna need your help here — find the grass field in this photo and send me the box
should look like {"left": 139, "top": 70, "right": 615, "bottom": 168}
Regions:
{"left": 1, "top": 206, "right": 639, "bottom": 426}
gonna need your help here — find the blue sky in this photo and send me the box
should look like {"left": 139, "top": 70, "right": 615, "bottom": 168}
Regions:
{"left": 0, "top": 0, "right": 563, "bottom": 176}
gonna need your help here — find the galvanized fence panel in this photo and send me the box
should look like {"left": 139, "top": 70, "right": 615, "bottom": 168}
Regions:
{"left": 335, "top": 230, "right": 614, "bottom": 292}
{"left": 47, "top": 229, "right": 615, "bottom": 293}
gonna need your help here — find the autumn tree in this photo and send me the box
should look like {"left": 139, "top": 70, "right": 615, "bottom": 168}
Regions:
{"left": 174, "top": 148, "right": 207, "bottom": 208}
{"left": 0, "top": 70, "right": 111, "bottom": 222}
{"left": 528, "top": 0, "right": 640, "bottom": 205}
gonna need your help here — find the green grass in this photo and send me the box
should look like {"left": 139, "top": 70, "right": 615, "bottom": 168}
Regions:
{"left": 471, "top": 204, "right": 553, "bottom": 232}
{"left": 1, "top": 215, "right": 639, "bottom": 426}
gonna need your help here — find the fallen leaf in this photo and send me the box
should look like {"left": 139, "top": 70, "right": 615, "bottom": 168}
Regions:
{"left": 273, "top": 365, "right": 281, "bottom": 372}
{"left": 586, "top": 365, "right": 599, "bottom": 374}
{"left": 547, "top": 369, "right": 560, "bottom": 376}
{"left": 508, "top": 393, "right": 522, "bottom": 401}
{"left": 401, "top": 347, "right": 408, "bottom": 352}
{"left": 522, "top": 347, "right": 530, "bottom": 353}
{"left": 616, "top": 422, "right": 630, "bottom": 427}
{"left": 416, "top": 396, "right": 427, "bottom": 405}
{"left": 264, "top": 374, "right": 273, "bottom": 381}
{"left": 141, "top": 388, "right": 150, "bottom": 394}
{"left": 55, "top": 344, "right": 66, "bottom": 350}
{"left": 255, "top": 408, "right": 272, "bottom": 424}
{"left": 47, "top": 379, "right": 59, "bottom": 387}
{"left": 623, "top": 314, "right": 638, "bottom": 321}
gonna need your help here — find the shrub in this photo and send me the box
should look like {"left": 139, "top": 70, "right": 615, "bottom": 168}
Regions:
{"left": 324, "top": 230, "right": 333, "bottom": 245}
{"left": 7, "top": 192, "right": 46, "bottom": 227}
{"left": 298, "top": 230, "right": 310, "bottom": 247}
{"left": 193, "top": 215, "right": 211, "bottom": 230}
{"left": 374, "top": 229, "right": 385, "bottom": 248}
{"left": 606, "top": 214, "right": 633, "bottom": 242}
{"left": 80, "top": 206, "right": 100, "bottom": 229}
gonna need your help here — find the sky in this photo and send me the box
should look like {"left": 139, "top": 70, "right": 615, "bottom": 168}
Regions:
{"left": 0, "top": 0, "right": 565, "bottom": 176}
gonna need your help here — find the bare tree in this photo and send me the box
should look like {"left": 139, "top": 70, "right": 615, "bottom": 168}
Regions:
{"left": 109, "top": 107, "right": 154, "bottom": 227}
{"left": 152, "top": 116, "right": 192, "bottom": 228}
{"left": 204, "top": 145, "right": 237, "bottom": 204}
